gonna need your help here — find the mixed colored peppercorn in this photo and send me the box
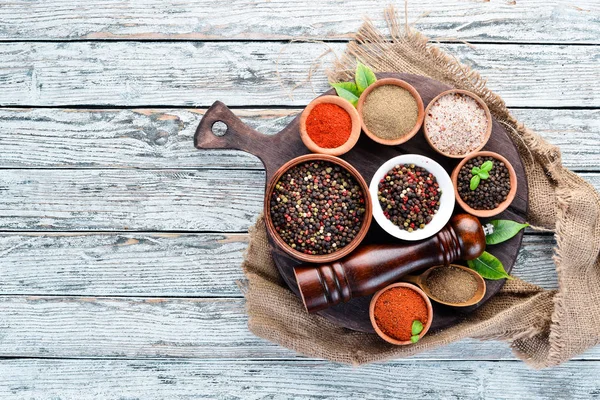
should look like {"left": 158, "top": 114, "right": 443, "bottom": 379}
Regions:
{"left": 457, "top": 156, "right": 511, "bottom": 210}
{"left": 378, "top": 164, "right": 441, "bottom": 232}
{"left": 270, "top": 161, "right": 366, "bottom": 255}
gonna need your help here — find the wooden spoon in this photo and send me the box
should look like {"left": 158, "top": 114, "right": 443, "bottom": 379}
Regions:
{"left": 403, "top": 264, "right": 486, "bottom": 307}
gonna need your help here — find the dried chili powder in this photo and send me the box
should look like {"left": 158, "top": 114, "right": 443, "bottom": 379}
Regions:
{"left": 373, "top": 286, "right": 428, "bottom": 341}
{"left": 305, "top": 103, "right": 352, "bottom": 148}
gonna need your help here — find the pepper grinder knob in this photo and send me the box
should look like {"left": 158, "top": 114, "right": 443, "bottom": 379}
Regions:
{"left": 294, "top": 214, "right": 486, "bottom": 313}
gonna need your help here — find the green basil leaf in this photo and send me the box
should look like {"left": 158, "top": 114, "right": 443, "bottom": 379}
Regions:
{"left": 355, "top": 62, "right": 377, "bottom": 93}
{"left": 330, "top": 81, "right": 360, "bottom": 97}
{"left": 478, "top": 171, "right": 489, "bottom": 180}
{"left": 410, "top": 335, "right": 420, "bottom": 343}
{"left": 467, "top": 251, "right": 513, "bottom": 280}
{"left": 331, "top": 85, "right": 359, "bottom": 107}
{"left": 480, "top": 160, "right": 494, "bottom": 172}
{"left": 470, "top": 175, "right": 480, "bottom": 190}
{"left": 411, "top": 320, "right": 424, "bottom": 335}
{"left": 471, "top": 166, "right": 481, "bottom": 175}
{"left": 486, "top": 220, "right": 530, "bottom": 245}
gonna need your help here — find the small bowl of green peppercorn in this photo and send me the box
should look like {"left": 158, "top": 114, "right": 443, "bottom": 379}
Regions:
{"left": 451, "top": 151, "right": 517, "bottom": 218}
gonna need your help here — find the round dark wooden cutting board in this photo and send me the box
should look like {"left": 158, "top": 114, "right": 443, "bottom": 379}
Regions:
{"left": 195, "top": 73, "right": 529, "bottom": 333}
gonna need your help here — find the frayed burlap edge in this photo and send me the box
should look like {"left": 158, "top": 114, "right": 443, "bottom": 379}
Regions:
{"left": 242, "top": 6, "right": 600, "bottom": 368}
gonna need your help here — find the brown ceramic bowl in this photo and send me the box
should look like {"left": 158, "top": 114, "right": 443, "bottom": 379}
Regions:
{"left": 369, "top": 282, "right": 434, "bottom": 345}
{"left": 264, "top": 154, "right": 372, "bottom": 264}
{"left": 423, "top": 89, "right": 492, "bottom": 158}
{"left": 357, "top": 78, "right": 425, "bottom": 146}
{"left": 451, "top": 151, "right": 518, "bottom": 218}
{"left": 299, "top": 95, "right": 361, "bottom": 156}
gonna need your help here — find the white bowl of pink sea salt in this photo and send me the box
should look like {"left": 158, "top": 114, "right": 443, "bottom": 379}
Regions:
{"left": 423, "top": 89, "right": 492, "bottom": 158}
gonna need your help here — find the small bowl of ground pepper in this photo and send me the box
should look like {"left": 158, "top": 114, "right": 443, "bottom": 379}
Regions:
{"left": 369, "top": 282, "right": 433, "bottom": 345}
{"left": 451, "top": 151, "right": 518, "bottom": 218}
{"left": 357, "top": 78, "right": 425, "bottom": 146}
{"left": 299, "top": 95, "right": 361, "bottom": 156}
{"left": 424, "top": 89, "right": 492, "bottom": 158}
{"left": 369, "top": 154, "right": 455, "bottom": 241}
{"left": 265, "top": 154, "right": 372, "bottom": 263}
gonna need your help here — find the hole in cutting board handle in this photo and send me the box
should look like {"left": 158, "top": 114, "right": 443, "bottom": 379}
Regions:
{"left": 211, "top": 121, "right": 228, "bottom": 136}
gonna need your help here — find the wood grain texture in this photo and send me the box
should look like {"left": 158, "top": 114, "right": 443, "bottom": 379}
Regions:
{"left": 0, "top": 233, "right": 587, "bottom": 361}
{"left": 0, "top": 233, "right": 248, "bottom": 297}
{"left": 0, "top": 233, "right": 559, "bottom": 295}
{"left": 0, "top": 0, "right": 598, "bottom": 43}
{"left": 1, "top": 170, "right": 599, "bottom": 232}
{"left": 0, "top": 108, "right": 281, "bottom": 169}
{"left": 0, "top": 169, "right": 265, "bottom": 231}
{"left": 0, "top": 295, "right": 599, "bottom": 361}
{"left": 1, "top": 359, "right": 600, "bottom": 399}
{"left": 0, "top": 42, "right": 598, "bottom": 107}
{"left": 0, "top": 0, "right": 598, "bottom": 388}
{"left": 0, "top": 108, "right": 597, "bottom": 170}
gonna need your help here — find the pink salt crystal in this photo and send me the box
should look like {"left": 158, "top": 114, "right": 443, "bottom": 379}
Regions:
{"left": 425, "top": 93, "right": 489, "bottom": 156}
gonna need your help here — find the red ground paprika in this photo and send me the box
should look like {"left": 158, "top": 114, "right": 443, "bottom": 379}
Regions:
{"left": 305, "top": 103, "right": 352, "bottom": 148}
{"left": 373, "top": 286, "right": 428, "bottom": 341}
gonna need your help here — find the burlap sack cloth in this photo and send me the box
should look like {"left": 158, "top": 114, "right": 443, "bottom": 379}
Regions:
{"left": 242, "top": 8, "right": 600, "bottom": 368}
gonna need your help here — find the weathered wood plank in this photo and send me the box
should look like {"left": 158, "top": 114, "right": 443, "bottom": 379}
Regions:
{"left": 0, "top": 42, "right": 597, "bottom": 107}
{"left": 0, "top": 169, "right": 265, "bottom": 232}
{"left": 0, "top": 233, "right": 248, "bottom": 297}
{"left": 0, "top": 295, "right": 598, "bottom": 361}
{"left": 0, "top": 233, "right": 557, "bottom": 296}
{"left": 0, "top": 0, "right": 598, "bottom": 43}
{"left": 1, "top": 170, "right": 599, "bottom": 232}
{"left": 0, "top": 108, "right": 279, "bottom": 169}
{"left": 1, "top": 359, "right": 600, "bottom": 399}
{"left": 0, "top": 108, "right": 597, "bottom": 170}
{"left": 0, "top": 231, "right": 595, "bottom": 360}
{"left": 510, "top": 109, "right": 600, "bottom": 171}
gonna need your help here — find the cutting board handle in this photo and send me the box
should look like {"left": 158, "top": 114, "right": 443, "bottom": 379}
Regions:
{"left": 195, "top": 101, "right": 270, "bottom": 163}
{"left": 195, "top": 101, "right": 307, "bottom": 182}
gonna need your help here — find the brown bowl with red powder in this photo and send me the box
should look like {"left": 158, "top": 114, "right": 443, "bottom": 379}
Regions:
{"left": 299, "top": 95, "right": 361, "bottom": 156}
{"left": 369, "top": 282, "right": 433, "bottom": 345}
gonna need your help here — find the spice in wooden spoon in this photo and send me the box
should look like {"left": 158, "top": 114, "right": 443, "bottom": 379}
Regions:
{"left": 425, "top": 265, "right": 479, "bottom": 304}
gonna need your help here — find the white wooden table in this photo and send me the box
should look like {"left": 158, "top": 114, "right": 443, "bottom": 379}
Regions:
{"left": 0, "top": 1, "right": 599, "bottom": 398}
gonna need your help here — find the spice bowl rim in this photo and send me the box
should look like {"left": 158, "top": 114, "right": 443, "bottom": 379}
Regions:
{"left": 264, "top": 153, "right": 373, "bottom": 264}
{"left": 423, "top": 89, "right": 492, "bottom": 159}
{"left": 369, "top": 154, "right": 455, "bottom": 241}
{"left": 451, "top": 150, "right": 518, "bottom": 218}
{"left": 369, "top": 282, "right": 434, "bottom": 345}
{"left": 357, "top": 78, "right": 425, "bottom": 146}
{"left": 299, "top": 95, "right": 362, "bottom": 157}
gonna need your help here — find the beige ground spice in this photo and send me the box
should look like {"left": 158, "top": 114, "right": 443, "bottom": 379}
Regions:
{"left": 426, "top": 266, "right": 478, "bottom": 303}
{"left": 363, "top": 85, "right": 418, "bottom": 140}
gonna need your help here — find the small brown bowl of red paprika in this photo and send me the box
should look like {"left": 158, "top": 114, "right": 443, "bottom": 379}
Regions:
{"left": 369, "top": 282, "right": 433, "bottom": 345}
{"left": 299, "top": 95, "right": 361, "bottom": 157}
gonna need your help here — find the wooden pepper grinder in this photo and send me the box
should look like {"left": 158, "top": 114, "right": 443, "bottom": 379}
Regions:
{"left": 294, "top": 214, "right": 488, "bottom": 313}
